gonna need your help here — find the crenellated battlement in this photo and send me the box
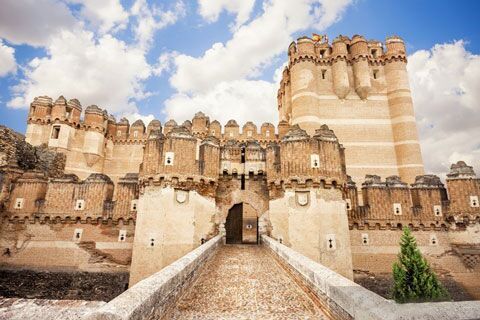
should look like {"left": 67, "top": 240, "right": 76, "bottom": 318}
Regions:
{"left": 346, "top": 164, "right": 480, "bottom": 230}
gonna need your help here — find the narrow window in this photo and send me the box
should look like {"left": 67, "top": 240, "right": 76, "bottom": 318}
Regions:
{"left": 14, "top": 198, "right": 24, "bottom": 209}
{"left": 241, "top": 174, "right": 245, "bottom": 190}
{"left": 131, "top": 200, "right": 138, "bottom": 211}
{"left": 247, "top": 131, "right": 252, "bottom": 137}
{"left": 371, "top": 49, "right": 377, "bottom": 58}
{"left": 321, "top": 69, "right": 327, "bottom": 80}
{"left": 211, "top": 129, "right": 215, "bottom": 135}
{"left": 118, "top": 230, "right": 127, "bottom": 242}
{"left": 229, "top": 131, "right": 233, "bottom": 137}
{"left": 241, "top": 147, "right": 245, "bottom": 163}
{"left": 65, "top": 107, "right": 72, "bottom": 119}
{"left": 266, "top": 130, "right": 270, "bottom": 138}
{"left": 319, "top": 49, "right": 326, "bottom": 58}
{"left": 165, "top": 152, "right": 174, "bottom": 166}
{"left": 133, "top": 130, "right": 138, "bottom": 138}
{"left": 51, "top": 126, "right": 61, "bottom": 139}
{"left": 361, "top": 233, "right": 369, "bottom": 245}
{"left": 346, "top": 199, "right": 352, "bottom": 211}
{"left": 471, "top": 196, "right": 479, "bottom": 207}
{"left": 73, "top": 228, "right": 83, "bottom": 242}
{"left": 117, "top": 130, "right": 122, "bottom": 137}
{"left": 75, "top": 199, "right": 85, "bottom": 210}
{"left": 373, "top": 70, "right": 378, "bottom": 80}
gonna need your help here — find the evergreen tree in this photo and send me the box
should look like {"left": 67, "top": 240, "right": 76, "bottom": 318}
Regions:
{"left": 392, "top": 227, "right": 449, "bottom": 303}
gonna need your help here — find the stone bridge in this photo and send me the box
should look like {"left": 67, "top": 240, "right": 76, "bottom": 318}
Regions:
{"left": 3, "top": 236, "right": 480, "bottom": 320}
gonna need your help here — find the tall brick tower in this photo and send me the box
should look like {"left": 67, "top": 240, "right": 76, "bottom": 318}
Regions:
{"left": 278, "top": 34, "right": 424, "bottom": 185}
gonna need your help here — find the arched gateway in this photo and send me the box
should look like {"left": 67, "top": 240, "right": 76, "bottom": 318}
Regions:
{"left": 225, "top": 203, "right": 258, "bottom": 244}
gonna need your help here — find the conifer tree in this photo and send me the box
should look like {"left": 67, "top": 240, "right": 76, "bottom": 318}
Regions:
{"left": 392, "top": 227, "right": 449, "bottom": 303}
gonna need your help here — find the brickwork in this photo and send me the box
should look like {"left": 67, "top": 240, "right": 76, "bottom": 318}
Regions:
{"left": 0, "top": 33, "right": 478, "bottom": 293}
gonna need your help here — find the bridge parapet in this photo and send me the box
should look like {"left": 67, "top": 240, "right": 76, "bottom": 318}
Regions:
{"left": 262, "top": 235, "right": 480, "bottom": 320}
{"left": 84, "top": 235, "right": 222, "bottom": 320}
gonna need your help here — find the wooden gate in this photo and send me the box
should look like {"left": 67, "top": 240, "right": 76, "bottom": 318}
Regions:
{"left": 225, "top": 203, "right": 243, "bottom": 244}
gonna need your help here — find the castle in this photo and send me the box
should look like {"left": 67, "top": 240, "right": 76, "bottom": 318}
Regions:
{"left": 0, "top": 35, "right": 479, "bottom": 298}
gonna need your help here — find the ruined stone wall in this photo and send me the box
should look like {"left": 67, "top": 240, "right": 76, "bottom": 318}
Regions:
{"left": 0, "top": 219, "right": 134, "bottom": 272}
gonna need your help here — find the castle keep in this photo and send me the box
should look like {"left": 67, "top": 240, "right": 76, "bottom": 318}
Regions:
{"left": 1, "top": 35, "right": 479, "bottom": 299}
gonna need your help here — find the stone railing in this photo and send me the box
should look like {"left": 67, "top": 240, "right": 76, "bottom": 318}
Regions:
{"left": 84, "top": 235, "right": 222, "bottom": 320}
{"left": 262, "top": 235, "right": 480, "bottom": 320}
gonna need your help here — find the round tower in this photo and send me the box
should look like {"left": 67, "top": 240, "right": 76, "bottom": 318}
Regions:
{"left": 192, "top": 111, "right": 209, "bottom": 135}
{"left": 116, "top": 117, "right": 130, "bottom": 139}
{"left": 350, "top": 35, "right": 371, "bottom": 100}
{"left": 84, "top": 105, "right": 107, "bottom": 131}
{"left": 67, "top": 99, "right": 82, "bottom": 124}
{"left": 288, "top": 37, "right": 319, "bottom": 134}
{"left": 331, "top": 36, "right": 350, "bottom": 99}
{"left": 51, "top": 96, "right": 67, "bottom": 121}
{"left": 106, "top": 115, "right": 117, "bottom": 139}
{"left": 383, "top": 36, "right": 424, "bottom": 183}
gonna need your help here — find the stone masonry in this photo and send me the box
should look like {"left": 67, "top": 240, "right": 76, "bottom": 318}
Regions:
{"left": 0, "top": 34, "right": 479, "bottom": 300}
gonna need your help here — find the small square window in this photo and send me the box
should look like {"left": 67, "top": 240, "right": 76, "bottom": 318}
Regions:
{"left": 433, "top": 205, "right": 442, "bottom": 216}
{"left": 14, "top": 198, "right": 24, "bottom": 209}
{"left": 361, "top": 233, "right": 369, "bottom": 246}
{"left": 73, "top": 228, "right": 83, "bottom": 242}
{"left": 470, "top": 196, "right": 479, "bottom": 208}
{"left": 346, "top": 199, "right": 352, "bottom": 211}
{"left": 393, "top": 203, "right": 402, "bottom": 215}
{"left": 118, "top": 230, "right": 127, "bottom": 242}
{"left": 371, "top": 49, "right": 378, "bottom": 58}
{"left": 165, "top": 152, "right": 174, "bottom": 166}
{"left": 311, "top": 154, "right": 320, "bottom": 168}
{"left": 75, "top": 199, "right": 85, "bottom": 211}
{"left": 51, "top": 126, "right": 60, "bottom": 139}
{"left": 131, "top": 200, "right": 138, "bottom": 211}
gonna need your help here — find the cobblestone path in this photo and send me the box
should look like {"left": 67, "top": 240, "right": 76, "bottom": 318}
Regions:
{"left": 165, "top": 245, "right": 329, "bottom": 320}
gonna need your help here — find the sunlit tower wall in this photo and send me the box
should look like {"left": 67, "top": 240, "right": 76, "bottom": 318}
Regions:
{"left": 279, "top": 34, "right": 424, "bottom": 185}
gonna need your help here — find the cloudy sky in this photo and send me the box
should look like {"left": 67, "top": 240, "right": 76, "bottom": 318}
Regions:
{"left": 0, "top": 0, "right": 479, "bottom": 178}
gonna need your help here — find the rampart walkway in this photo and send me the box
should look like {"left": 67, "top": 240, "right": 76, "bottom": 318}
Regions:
{"left": 164, "top": 245, "right": 329, "bottom": 319}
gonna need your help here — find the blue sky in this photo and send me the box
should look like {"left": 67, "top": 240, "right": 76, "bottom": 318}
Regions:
{"left": 0, "top": 0, "right": 479, "bottom": 176}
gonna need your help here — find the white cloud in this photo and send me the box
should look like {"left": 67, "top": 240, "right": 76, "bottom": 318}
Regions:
{"left": 164, "top": 79, "right": 277, "bottom": 125}
{"left": 0, "top": 0, "right": 78, "bottom": 47}
{"left": 408, "top": 40, "right": 480, "bottom": 178}
{"left": 8, "top": 30, "right": 151, "bottom": 115}
{"left": 131, "top": 0, "right": 186, "bottom": 49}
{"left": 166, "top": 0, "right": 353, "bottom": 125}
{"left": 0, "top": 40, "right": 16, "bottom": 76}
{"left": 153, "top": 51, "right": 179, "bottom": 76}
{"left": 198, "top": 0, "right": 256, "bottom": 30}
{"left": 123, "top": 112, "right": 156, "bottom": 126}
{"left": 69, "top": 0, "right": 129, "bottom": 34}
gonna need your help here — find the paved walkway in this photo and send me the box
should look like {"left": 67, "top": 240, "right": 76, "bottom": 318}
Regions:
{"left": 165, "top": 245, "right": 329, "bottom": 320}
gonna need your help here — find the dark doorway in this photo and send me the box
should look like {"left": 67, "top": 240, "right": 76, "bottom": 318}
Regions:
{"left": 225, "top": 203, "right": 243, "bottom": 244}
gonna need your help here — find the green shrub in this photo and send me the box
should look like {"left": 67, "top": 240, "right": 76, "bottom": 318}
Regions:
{"left": 392, "top": 227, "right": 449, "bottom": 303}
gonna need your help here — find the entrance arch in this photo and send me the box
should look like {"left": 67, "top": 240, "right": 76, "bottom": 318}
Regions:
{"left": 225, "top": 203, "right": 243, "bottom": 244}
{"left": 225, "top": 203, "right": 258, "bottom": 244}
